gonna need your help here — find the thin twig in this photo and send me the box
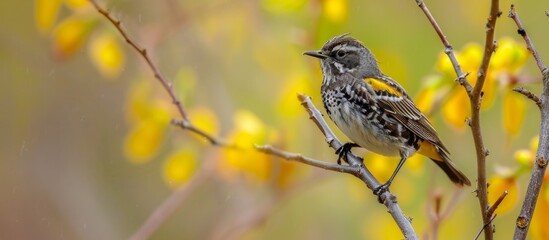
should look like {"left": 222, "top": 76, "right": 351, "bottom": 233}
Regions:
{"left": 508, "top": 5, "right": 548, "bottom": 75}
{"left": 255, "top": 145, "right": 359, "bottom": 174}
{"left": 88, "top": 0, "right": 228, "bottom": 146}
{"left": 474, "top": 214, "right": 497, "bottom": 240}
{"left": 415, "top": 0, "right": 472, "bottom": 94}
{"left": 257, "top": 94, "right": 418, "bottom": 239}
{"left": 426, "top": 188, "right": 465, "bottom": 240}
{"left": 487, "top": 190, "right": 508, "bottom": 218}
{"left": 513, "top": 87, "right": 542, "bottom": 109}
{"left": 509, "top": 4, "right": 549, "bottom": 240}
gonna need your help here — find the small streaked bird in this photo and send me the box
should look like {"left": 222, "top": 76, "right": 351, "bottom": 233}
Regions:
{"left": 304, "top": 34, "right": 471, "bottom": 194}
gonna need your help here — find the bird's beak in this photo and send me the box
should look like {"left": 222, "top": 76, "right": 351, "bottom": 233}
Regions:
{"left": 303, "top": 50, "right": 328, "bottom": 59}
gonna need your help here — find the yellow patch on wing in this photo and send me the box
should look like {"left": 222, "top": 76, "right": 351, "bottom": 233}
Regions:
{"left": 417, "top": 141, "right": 442, "bottom": 161}
{"left": 365, "top": 78, "right": 402, "bottom": 97}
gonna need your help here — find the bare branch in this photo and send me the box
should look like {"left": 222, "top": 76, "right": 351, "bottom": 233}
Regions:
{"left": 88, "top": 0, "right": 228, "bottom": 147}
{"left": 469, "top": 1, "right": 500, "bottom": 239}
{"left": 259, "top": 94, "right": 418, "bottom": 239}
{"left": 416, "top": 0, "right": 501, "bottom": 239}
{"left": 474, "top": 214, "right": 497, "bottom": 240}
{"left": 255, "top": 145, "right": 358, "bottom": 174}
{"left": 509, "top": 4, "right": 549, "bottom": 240}
{"left": 509, "top": 5, "right": 548, "bottom": 76}
{"left": 415, "top": 0, "right": 473, "bottom": 94}
{"left": 513, "top": 87, "right": 542, "bottom": 109}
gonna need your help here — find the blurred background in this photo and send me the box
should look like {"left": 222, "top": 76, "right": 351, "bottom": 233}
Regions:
{"left": 3, "top": 0, "right": 549, "bottom": 239}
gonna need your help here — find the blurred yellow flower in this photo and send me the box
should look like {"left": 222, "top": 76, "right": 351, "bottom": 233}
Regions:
{"left": 487, "top": 175, "right": 519, "bottom": 215}
{"left": 514, "top": 149, "right": 534, "bottom": 167}
{"left": 502, "top": 89, "right": 527, "bottom": 136}
{"left": 531, "top": 184, "right": 549, "bottom": 240}
{"left": 442, "top": 89, "right": 469, "bottom": 131}
{"left": 278, "top": 74, "right": 313, "bottom": 118}
{"left": 126, "top": 79, "right": 154, "bottom": 123}
{"left": 189, "top": 107, "right": 220, "bottom": 142}
{"left": 491, "top": 38, "right": 529, "bottom": 75}
{"left": 513, "top": 135, "right": 539, "bottom": 168}
{"left": 262, "top": 0, "right": 307, "bottom": 13}
{"left": 35, "top": 0, "right": 62, "bottom": 33}
{"left": 163, "top": 149, "right": 198, "bottom": 188}
{"left": 322, "top": 0, "right": 348, "bottom": 23}
{"left": 220, "top": 110, "right": 277, "bottom": 184}
{"left": 52, "top": 15, "right": 95, "bottom": 58}
{"left": 432, "top": 40, "right": 526, "bottom": 131}
{"left": 414, "top": 75, "right": 445, "bottom": 114}
{"left": 124, "top": 81, "right": 172, "bottom": 164}
{"left": 64, "top": 0, "right": 88, "bottom": 9}
{"left": 124, "top": 119, "right": 167, "bottom": 164}
{"left": 89, "top": 31, "right": 125, "bottom": 79}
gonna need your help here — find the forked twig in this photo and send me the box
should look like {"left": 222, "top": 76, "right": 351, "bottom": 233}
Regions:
{"left": 89, "top": 0, "right": 228, "bottom": 146}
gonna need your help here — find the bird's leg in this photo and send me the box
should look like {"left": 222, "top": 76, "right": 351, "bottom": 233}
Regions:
{"left": 335, "top": 142, "right": 360, "bottom": 165}
{"left": 373, "top": 156, "right": 407, "bottom": 196}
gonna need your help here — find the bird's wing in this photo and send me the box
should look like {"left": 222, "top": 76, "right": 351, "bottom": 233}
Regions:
{"left": 363, "top": 76, "right": 450, "bottom": 153}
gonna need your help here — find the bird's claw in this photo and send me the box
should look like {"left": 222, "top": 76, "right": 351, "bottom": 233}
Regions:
{"left": 335, "top": 142, "right": 359, "bottom": 165}
{"left": 373, "top": 183, "right": 389, "bottom": 196}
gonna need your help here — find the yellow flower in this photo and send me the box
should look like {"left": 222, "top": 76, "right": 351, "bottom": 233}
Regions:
{"left": 513, "top": 135, "right": 539, "bottom": 168}
{"left": 124, "top": 119, "right": 167, "bottom": 164}
{"left": 220, "top": 110, "right": 279, "bottom": 184}
{"left": 531, "top": 184, "right": 549, "bottom": 240}
{"left": 502, "top": 88, "right": 527, "bottom": 136}
{"left": 64, "top": 0, "right": 88, "bottom": 9}
{"left": 491, "top": 38, "right": 529, "bottom": 75}
{"left": 163, "top": 149, "right": 198, "bottom": 189}
{"left": 261, "top": 0, "right": 307, "bottom": 13}
{"left": 322, "top": 0, "right": 348, "bottom": 23}
{"left": 52, "top": 15, "right": 95, "bottom": 58}
{"left": 414, "top": 75, "right": 445, "bottom": 115}
{"left": 278, "top": 74, "right": 313, "bottom": 118}
{"left": 188, "top": 107, "right": 220, "bottom": 142}
{"left": 442, "top": 88, "right": 469, "bottom": 131}
{"left": 35, "top": 0, "right": 62, "bottom": 33}
{"left": 89, "top": 31, "right": 125, "bottom": 79}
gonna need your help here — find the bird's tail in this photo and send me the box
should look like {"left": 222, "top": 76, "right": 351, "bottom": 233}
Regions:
{"left": 418, "top": 141, "right": 471, "bottom": 186}
{"left": 431, "top": 156, "right": 471, "bottom": 186}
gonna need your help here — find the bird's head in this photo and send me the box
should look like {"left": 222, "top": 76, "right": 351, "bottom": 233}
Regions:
{"left": 304, "top": 34, "right": 381, "bottom": 79}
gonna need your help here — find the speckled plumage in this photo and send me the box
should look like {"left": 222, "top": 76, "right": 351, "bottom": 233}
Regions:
{"left": 305, "top": 34, "right": 470, "bottom": 190}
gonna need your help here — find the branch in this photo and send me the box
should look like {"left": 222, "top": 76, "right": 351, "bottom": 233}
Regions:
{"left": 469, "top": 1, "right": 500, "bottom": 239}
{"left": 416, "top": 1, "right": 501, "bottom": 239}
{"left": 487, "top": 190, "right": 508, "bottom": 218}
{"left": 256, "top": 145, "right": 359, "bottom": 174}
{"left": 415, "top": 0, "right": 472, "bottom": 94}
{"left": 472, "top": 190, "right": 507, "bottom": 240}
{"left": 88, "top": 0, "right": 228, "bottom": 147}
{"left": 509, "top": 5, "right": 549, "bottom": 240}
{"left": 508, "top": 5, "right": 548, "bottom": 75}
{"left": 257, "top": 94, "right": 418, "bottom": 239}
{"left": 513, "top": 87, "right": 542, "bottom": 109}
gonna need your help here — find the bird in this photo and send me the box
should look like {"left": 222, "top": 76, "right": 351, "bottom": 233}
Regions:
{"left": 304, "top": 34, "right": 471, "bottom": 195}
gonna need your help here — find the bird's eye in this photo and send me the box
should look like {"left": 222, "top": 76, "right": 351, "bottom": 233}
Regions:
{"left": 335, "top": 50, "right": 346, "bottom": 58}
